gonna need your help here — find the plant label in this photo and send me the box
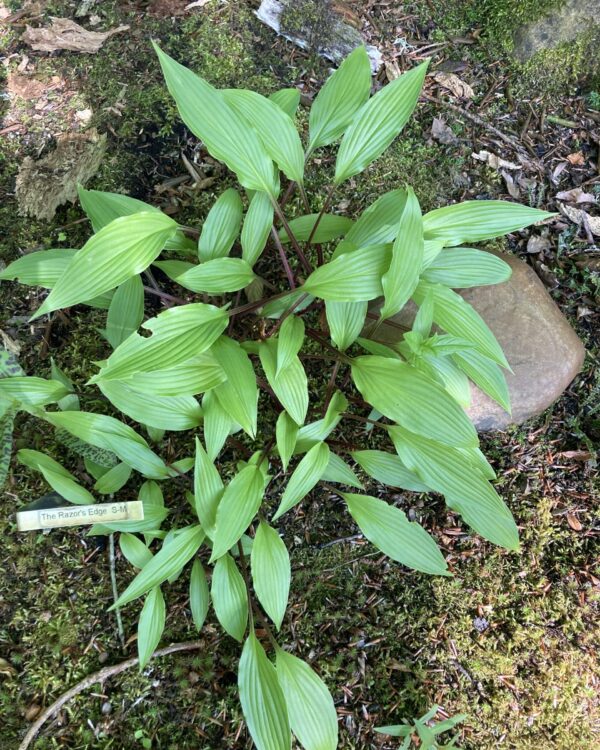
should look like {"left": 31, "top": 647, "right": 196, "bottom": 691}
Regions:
{"left": 16, "top": 500, "right": 144, "bottom": 531}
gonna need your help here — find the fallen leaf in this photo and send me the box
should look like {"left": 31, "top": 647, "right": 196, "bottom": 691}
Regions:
{"left": 0, "top": 657, "right": 17, "bottom": 677}
{"left": 501, "top": 170, "right": 520, "bottom": 199}
{"left": 526, "top": 235, "right": 551, "bottom": 254}
{"left": 566, "top": 513, "right": 582, "bottom": 531}
{"left": 22, "top": 17, "right": 128, "bottom": 53}
{"left": 559, "top": 203, "right": 600, "bottom": 236}
{"left": 25, "top": 704, "right": 41, "bottom": 721}
{"left": 556, "top": 187, "right": 597, "bottom": 204}
{"left": 472, "top": 150, "right": 520, "bottom": 170}
{"left": 565, "top": 151, "right": 585, "bottom": 166}
{"left": 186, "top": 0, "right": 211, "bottom": 7}
{"left": 433, "top": 71, "right": 474, "bottom": 99}
{"left": 431, "top": 117, "right": 458, "bottom": 145}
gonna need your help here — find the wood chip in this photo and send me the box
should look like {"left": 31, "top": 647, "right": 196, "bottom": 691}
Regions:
{"left": 22, "top": 17, "right": 128, "bottom": 53}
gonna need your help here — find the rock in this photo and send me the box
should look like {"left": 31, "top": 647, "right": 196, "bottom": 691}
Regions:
{"left": 513, "top": 0, "right": 599, "bottom": 62}
{"left": 256, "top": 0, "right": 382, "bottom": 72}
{"left": 373, "top": 252, "right": 586, "bottom": 431}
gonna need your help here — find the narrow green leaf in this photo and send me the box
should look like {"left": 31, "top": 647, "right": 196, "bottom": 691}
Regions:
{"left": 273, "top": 442, "right": 330, "bottom": 520}
{"left": 351, "top": 356, "right": 478, "bottom": 447}
{"left": 154, "top": 44, "right": 276, "bottom": 195}
{"left": 198, "top": 188, "right": 243, "bottom": 261}
{"left": 279, "top": 214, "right": 353, "bottom": 244}
{"left": 276, "top": 316, "right": 305, "bottom": 376}
{"left": 276, "top": 648, "right": 338, "bottom": 750}
{"left": 412, "top": 288, "right": 434, "bottom": 338}
{"left": 0, "top": 249, "right": 76, "bottom": 288}
{"left": 276, "top": 411, "right": 298, "bottom": 473}
{"left": 33, "top": 212, "right": 177, "bottom": 319}
{"left": 0, "top": 377, "right": 69, "bottom": 408}
{"left": 422, "top": 248, "right": 512, "bottom": 287}
{"left": 453, "top": 349, "right": 511, "bottom": 412}
{"left": 336, "top": 189, "right": 407, "bottom": 257}
{"left": 326, "top": 300, "right": 367, "bottom": 351}
{"left": 303, "top": 244, "right": 390, "bottom": 301}
{"left": 259, "top": 339, "right": 308, "bottom": 426}
{"left": 190, "top": 558, "right": 210, "bottom": 631}
{"left": 104, "top": 275, "right": 144, "bottom": 350}
{"left": 212, "top": 336, "right": 258, "bottom": 438}
{"left": 241, "top": 191, "right": 273, "bottom": 267}
{"left": 422, "top": 200, "right": 555, "bottom": 246}
{"left": 138, "top": 586, "right": 166, "bottom": 669}
{"left": 154, "top": 257, "right": 254, "bottom": 294}
{"left": 93, "top": 462, "right": 132, "bottom": 494}
{"left": 335, "top": 61, "right": 429, "bottom": 184}
{"left": 211, "top": 553, "right": 248, "bottom": 642}
{"left": 112, "top": 525, "right": 205, "bottom": 607}
{"left": 0, "top": 408, "right": 15, "bottom": 487}
{"left": 251, "top": 522, "right": 290, "bottom": 630}
{"left": 194, "top": 437, "right": 224, "bottom": 537}
{"left": 223, "top": 88, "right": 304, "bottom": 184}
{"left": 210, "top": 465, "right": 264, "bottom": 562}
{"left": 239, "top": 632, "right": 291, "bottom": 750}
{"left": 308, "top": 45, "right": 372, "bottom": 152}
{"left": 294, "top": 391, "right": 348, "bottom": 453}
{"left": 120, "top": 533, "right": 153, "bottom": 569}
{"left": 127, "top": 354, "right": 225, "bottom": 396}
{"left": 341, "top": 491, "right": 448, "bottom": 575}
{"left": 351, "top": 449, "right": 430, "bottom": 492}
{"left": 17, "top": 449, "right": 95, "bottom": 505}
{"left": 320, "top": 452, "right": 363, "bottom": 488}
{"left": 380, "top": 186, "right": 423, "bottom": 320}
{"left": 269, "top": 88, "right": 300, "bottom": 118}
{"left": 202, "top": 390, "right": 234, "bottom": 460}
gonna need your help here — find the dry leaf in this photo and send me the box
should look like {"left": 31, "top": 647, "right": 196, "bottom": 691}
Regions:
{"left": 186, "top": 0, "right": 211, "bottom": 8}
{"left": 0, "top": 657, "right": 17, "bottom": 677}
{"left": 22, "top": 17, "right": 128, "bottom": 53}
{"left": 526, "top": 235, "right": 551, "bottom": 254}
{"left": 432, "top": 71, "right": 474, "bottom": 99}
{"left": 556, "top": 187, "right": 597, "bottom": 204}
{"left": 472, "top": 150, "right": 520, "bottom": 170}
{"left": 565, "top": 151, "right": 585, "bottom": 165}
{"left": 566, "top": 513, "right": 583, "bottom": 531}
{"left": 559, "top": 203, "right": 600, "bottom": 236}
{"left": 431, "top": 117, "right": 458, "bottom": 145}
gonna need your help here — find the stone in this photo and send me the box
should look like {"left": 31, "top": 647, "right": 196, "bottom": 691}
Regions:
{"left": 513, "top": 0, "right": 600, "bottom": 62}
{"left": 373, "top": 252, "right": 586, "bottom": 431}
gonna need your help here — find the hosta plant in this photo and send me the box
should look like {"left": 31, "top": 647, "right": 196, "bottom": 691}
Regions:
{"left": 1, "top": 44, "right": 553, "bottom": 749}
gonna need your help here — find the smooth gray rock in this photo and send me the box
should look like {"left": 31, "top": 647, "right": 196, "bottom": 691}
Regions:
{"left": 373, "top": 252, "right": 586, "bottom": 431}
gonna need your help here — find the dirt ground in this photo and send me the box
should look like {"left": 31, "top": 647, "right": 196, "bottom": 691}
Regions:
{"left": 0, "top": 1, "right": 599, "bottom": 749}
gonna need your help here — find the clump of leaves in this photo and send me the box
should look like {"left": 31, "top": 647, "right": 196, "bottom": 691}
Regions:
{"left": 0, "top": 44, "right": 553, "bottom": 749}
{"left": 376, "top": 706, "right": 467, "bottom": 748}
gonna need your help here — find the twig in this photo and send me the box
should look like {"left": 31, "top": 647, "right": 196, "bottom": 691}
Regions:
{"left": 142, "top": 286, "right": 187, "bottom": 305}
{"left": 18, "top": 641, "right": 205, "bottom": 750}
{"left": 271, "top": 226, "right": 297, "bottom": 289}
{"left": 271, "top": 200, "right": 312, "bottom": 275}
{"left": 108, "top": 533, "right": 125, "bottom": 652}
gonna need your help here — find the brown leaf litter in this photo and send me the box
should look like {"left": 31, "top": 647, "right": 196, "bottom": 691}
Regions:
{"left": 22, "top": 17, "right": 128, "bottom": 53}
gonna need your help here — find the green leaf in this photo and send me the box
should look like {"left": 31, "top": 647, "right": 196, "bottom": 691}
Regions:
{"left": 276, "top": 316, "right": 305, "bottom": 376}
{"left": 275, "top": 648, "right": 338, "bottom": 750}
{"left": 340, "top": 491, "right": 448, "bottom": 575}
{"left": 154, "top": 257, "right": 254, "bottom": 294}
{"left": 138, "top": 586, "right": 166, "bottom": 670}
{"left": 321, "top": 452, "right": 362, "bottom": 488}
{"left": 241, "top": 191, "right": 274, "bottom": 267}
{"left": 17, "top": 449, "right": 95, "bottom": 505}
{"left": 210, "top": 465, "right": 264, "bottom": 562}
{"left": 412, "top": 288, "right": 434, "bottom": 338}
{"left": 273, "top": 442, "right": 330, "bottom": 520}
{"left": 239, "top": 632, "right": 291, "bottom": 750}
{"left": 334, "top": 61, "right": 429, "bottom": 184}
{"left": 93, "top": 462, "right": 132, "bottom": 494}
{"left": 259, "top": 339, "right": 308, "bottom": 426}
{"left": 336, "top": 189, "right": 407, "bottom": 256}
{"left": 389, "top": 425, "right": 519, "bottom": 550}
{"left": 104, "top": 275, "right": 144, "bottom": 349}
{"left": 269, "top": 88, "right": 301, "bottom": 118}
{"left": 294, "top": 391, "right": 348, "bottom": 453}
{"left": 0, "top": 377, "right": 69, "bottom": 408}
{"left": 279, "top": 214, "right": 353, "bottom": 244}
{"left": 94, "top": 303, "right": 228, "bottom": 382}
{"left": 413, "top": 282, "right": 509, "bottom": 368}
{"left": 44, "top": 411, "right": 171, "bottom": 479}
{"left": 276, "top": 411, "right": 298, "bottom": 473}
{"left": 452, "top": 349, "right": 511, "bottom": 413}
{"left": 33, "top": 213, "right": 178, "bottom": 320}
{"left": 126, "top": 354, "right": 225, "bottom": 396}
{"left": 380, "top": 186, "right": 423, "bottom": 320}
{"left": 99, "top": 379, "right": 203, "bottom": 432}
{"left": 326, "top": 300, "right": 367, "bottom": 351}
{"left": 303, "top": 244, "right": 390, "bottom": 301}
{"left": 112, "top": 525, "right": 205, "bottom": 607}
{"left": 120, "top": 533, "right": 153, "bottom": 569}
{"left": 422, "top": 200, "right": 554, "bottom": 246}
{"left": 202, "top": 390, "right": 234, "bottom": 460}
{"left": 193, "top": 437, "right": 224, "bottom": 537}
{"left": 422, "top": 248, "right": 512, "bottom": 287}
{"left": 211, "top": 336, "right": 258, "bottom": 438}
{"left": 351, "top": 356, "right": 478, "bottom": 447}
{"left": 198, "top": 188, "right": 243, "bottom": 261}
{"left": 154, "top": 44, "right": 276, "bottom": 195}
{"left": 190, "top": 558, "right": 210, "bottom": 631}
{"left": 415, "top": 353, "right": 471, "bottom": 408}
{"left": 211, "top": 553, "right": 248, "bottom": 642}
{"left": 0, "top": 408, "right": 15, "bottom": 487}
{"left": 308, "top": 45, "right": 372, "bottom": 153}
{"left": 0, "top": 249, "right": 76, "bottom": 288}
{"left": 223, "top": 88, "right": 304, "bottom": 184}
{"left": 351, "top": 449, "right": 430, "bottom": 492}
{"left": 251, "top": 522, "right": 290, "bottom": 630}
{"left": 88, "top": 505, "right": 169, "bottom": 536}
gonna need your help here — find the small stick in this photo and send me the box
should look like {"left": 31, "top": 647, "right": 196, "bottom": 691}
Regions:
{"left": 108, "top": 533, "right": 126, "bottom": 652}
{"left": 271, "top": 226, "right": 296, "bottom": 289}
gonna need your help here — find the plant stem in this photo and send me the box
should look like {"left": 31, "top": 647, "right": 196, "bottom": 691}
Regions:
{"left": 322, "top": 360, "right": 341, "bottom": 415}
{"left": 228, "top": 289, "right": 293, "bottom": 318}
{"left": 108, "top": 533, "right": 126, "bottom": 652}
{"left": 143, "top": 285, "right": 187, "bottom": 306}
{"left": 267, "top": 292, "right": 309, "bottom": 337}
{"left": 306, "top": 183, "right": 336, "bottom": 248}
{"left": 270, "top": 226, "right": 296, "bottom": 289}
{"left": 271, "top": 199, "right": 312, "bottom": 275}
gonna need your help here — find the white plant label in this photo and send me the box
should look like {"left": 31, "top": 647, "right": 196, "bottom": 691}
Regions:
{"left": 16, "top": 500, "right": 144, "bottom": 531}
